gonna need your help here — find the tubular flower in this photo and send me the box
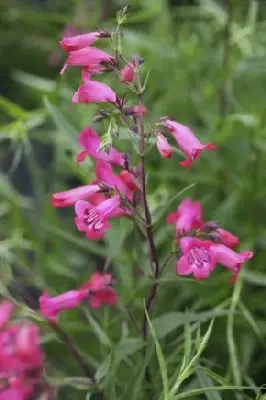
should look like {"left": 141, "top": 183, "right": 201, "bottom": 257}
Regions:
{"left": 75, "top": 195, "right": 121, "bottom": 240}
{"left": 167, "top": 198, "right": 203, "bottom": 235}
{"left": 177, "top": 237, "right": 217, "bottom": 280}
{"left": 51, "top": 183, "right": 100, "bottom": 207}
{"left": 210, "top": 243, "right": 253, "bottom": 281}
{"left": 0, "top": 301, "right": 44, "bottom": 400}
{"left": 60, "top": 47, "right": 112, "bottom": 75}
{"left": 161, "top": 119, "right": 216, "bottom": 167}
{"left": 79, "top": 272, "right": 117, "bottom": 308}
{"left": 39, "top": 291, "right": 84, "bottom": 322}
{"left": 76, "top": 126, "right": 125, "bottom": 167}
{"left": 156, "top": 133, "right": 173, "bottom": 159}
{"left": 60, "top": 32, "right": 100, "bottom": 52}
{"left": 72, "top": 81, "right": 117, "bottom": 104}
{"left": 210, "top": 228, "right": 239, "bottom": 249}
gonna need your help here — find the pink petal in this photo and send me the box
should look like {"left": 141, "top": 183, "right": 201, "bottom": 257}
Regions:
{"left": 179, "top": 237, "right": 194, "bottom": 253}
{"left": 166, "top": 212, "right": 178, "bottom": 224}
{"left": 96, "top": 196, "right": 121, "bottom": 219}
{"left": 176, "top": 256, "right": 193, "bottom": 276}
{"left": 85, "top": 227, "right": 106, "bottom": 240}
{"left": 60, "top": 32, "right": 100, "bottom": 52}
{"left": 75, "top": 200, "right": 92, "bottom": 216}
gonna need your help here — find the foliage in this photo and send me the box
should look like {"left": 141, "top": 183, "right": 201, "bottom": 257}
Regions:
{"left": 1, "top": 0, "right": 266, "bottom": 399}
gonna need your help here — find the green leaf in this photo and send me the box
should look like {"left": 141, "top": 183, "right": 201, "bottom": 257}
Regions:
{"left": 174, "top": 386, "right": 253, "bottom": 399}
{"left": 95, "top": 353, "right": 112, "bottom": 383}
{"left": 114, "top": 338, "right": 143, "bottom": 363}
{"left": 145, "top": 306, "right": 169, "bottom": 400}
{"left": 83, "top": 310, "right": 112, "bottom": 348}
{"left": 152, "top": 310, "right": 227, "bottom": 339}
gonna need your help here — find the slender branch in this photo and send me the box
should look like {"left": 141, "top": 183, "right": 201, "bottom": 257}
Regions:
{"left": 135, "top": 76, "right": 160, "bottom": 392}
{"left": 49, "top": 321, "right": 96, "bottom": 382}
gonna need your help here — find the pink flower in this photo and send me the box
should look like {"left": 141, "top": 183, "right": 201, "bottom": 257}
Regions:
{"left": 210, "top": 228, "right": 239, "bottom": 249}
{"left": 167, "top": 198, "right": 203, "bottom": 235}
{"left": 177, "top": 237, "right": 217, "bottom": 280}
{"left": 75, "top": 195, "right": 121, "bottom": 240}
{"left": 210, "top": 243, "right": 253, "bottom": 280}
{"left": 39, "top": 291, "right": 84, "bottom": 322}
{"left": 76, "top": 126, "right": 125, "bottom": 167}
{"left": 60, "top": 32, "right": 100, "bottom": 52}
{"left": 51, "top": 183, "right": 100, "bottom": 207}
{"left": 72, "top": 81, "right": 117, "bottom": 104}
{"left": 60, "top": 47, "right": 112, "bottom": 75}
{"left": 161, "top": 119, "right": 216, "bottom": 167}
{"left": 121, "top": 62, "right": 135, "bottom": 82}
{"left": 156, "top": 133, "right": 173, "bottom": 159}
{"left": 0, "top": 301, "right": 44, "bottom": 399}
{"left": 79, "top": 272, "right": 117, "bottom": 308}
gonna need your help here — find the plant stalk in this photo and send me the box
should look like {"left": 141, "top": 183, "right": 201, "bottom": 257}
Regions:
{"left": 136, "top": 76, "right": 160, "bottom": 391}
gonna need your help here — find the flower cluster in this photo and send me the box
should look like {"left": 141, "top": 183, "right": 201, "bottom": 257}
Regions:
{"left": 0, "top": 301, "right": 44, "bottom": 400}
{"left": 167, "top": 198, "right": 253, "bottom": 281}
{"left": 39, "top": 272, "right": 117, "bottom": 322}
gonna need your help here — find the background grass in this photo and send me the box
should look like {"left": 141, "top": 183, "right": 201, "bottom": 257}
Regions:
{"left": 1, "top": 0, "right": 266, "bottom": 399}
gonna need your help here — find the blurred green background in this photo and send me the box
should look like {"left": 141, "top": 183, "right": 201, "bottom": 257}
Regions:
{"left": 1, "top": 0, "right": 266, "bottom": 399}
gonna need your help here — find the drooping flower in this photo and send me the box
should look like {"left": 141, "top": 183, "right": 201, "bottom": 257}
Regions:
{"left": 177, "top": 237, "right": 217, "bottom": 280}
{"left": 167, "top": 198, "right": 203, "bottom": 235}
{"left": 156, "top": 133, "right": 173, "bottom": 159}
{"left": 76, "top": 126, "right": 125, "bottom": 167}
{"left": 60, "top": 47, "right": 112, "bottom": 75}
{"left": 60, "top": 32, "right": 100, "bottom": 52}
{"left": 75, "top": 195, "right": 121, "bottom": 240}
{"left": 51, "top": 183, "right": 100, "bottom": 207}
{"left": 209, "top": 228, "right": 239, "bottom": 249}
{"left": 210, "top": 243, "right": 253, "bottom": 281}
{"left": 39, "top": 290, "right": 84, "bottom": 322}
{"left": 79, "top": 272, "right": 117, "bottom": 308}
{"left": 161, "top": 119, "right": 216, "bottom": 167}
{"left": 72, "top": 81, "right": 117, "bottom": 104}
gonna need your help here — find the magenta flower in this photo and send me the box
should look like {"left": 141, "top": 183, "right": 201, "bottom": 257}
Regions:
{"left": 76, "top": 126, "right": 125, "bottom": 167}
{"left": 51, "top": 183, "right": 100, "bottom": 207}
{"left": 79, "top": 272, "right": 117, "bottom": 308}
{"left": 167, "top": 198, "right": 203, "bottom": 235}
{"left": 39, "top": 290, "right": 84, "bottom": 322}
{"left": 72, "top": 81, "right": 117, "bottom": 104}
{"left": 156, "top": 133, "right": 173, "bottom": 159}
{"left": 210, "top": 243, "right": 253, "bottom": 280}
{"left": 177, "top": 237, "right": 217, "bottom": 280}
{"left": 60, "top": 47, "right": 112, "bottom": 75}
{"left": 161, "top": 119, "right": 216, "bottom": 167}
{"left": 60, "top": 32, "right": 100, "bottom": 52}
{"left": 210, "top": 228, "right": 239, "bottom": 249}
{"left": 75, "top": 195, "right": 121, "bottom": 240}
{"left": 0, "top": 301, "right": 44, "bottom": 399}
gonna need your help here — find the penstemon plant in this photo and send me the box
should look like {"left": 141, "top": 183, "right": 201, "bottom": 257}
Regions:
{"left": 0, "top": 7, "right": 255, "bottom": 400}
